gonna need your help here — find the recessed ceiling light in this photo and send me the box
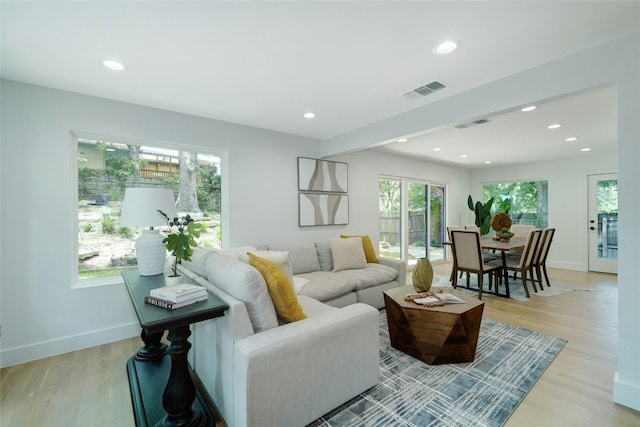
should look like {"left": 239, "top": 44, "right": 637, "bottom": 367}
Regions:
{"left": 103, "top": 59, "right": 125, "bottom": 71}
{"left": 434, "top": 40, "right": 459, "bottom": 55}
{"left": 460, "top": 154, "right": 468, "bottom": 158}
{"left": 548, "top": 123, "right": 562, "bottom": 129}
{"left": 397, "top": 138, "right": 408, "bottom": 143}
{"left": 581, "top": 147, "right": 591, "bottom": 152}
{"left": 521, "top": 106, "right": 536, "bottom": 112}
{"left": 303, "top": 112, "right": 316, "bottom": 119}
{"left": 565, "top": 137, "right": 579, "bottom": 142}
{"left": 484, "top": 160, "right": 492, "bottom": 164}
{"left": 432, "top": 147, "right": 442, "bottom": 151}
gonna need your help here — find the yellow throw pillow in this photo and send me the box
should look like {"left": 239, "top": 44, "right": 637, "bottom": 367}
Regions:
{"left": 341, "top": 234, "right": 378, "bottom": 263}
{"left": 247, "top": 253, "right": 307, "bottom": 323}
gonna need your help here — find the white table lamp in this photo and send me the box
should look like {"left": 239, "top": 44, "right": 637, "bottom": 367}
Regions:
{"left": 120, "top": 188, "right": 178, "bottom": 276}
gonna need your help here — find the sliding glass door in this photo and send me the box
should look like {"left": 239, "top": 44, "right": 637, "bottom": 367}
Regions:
{"left": 379, "top": 177, "right": 447, "bottom": 266}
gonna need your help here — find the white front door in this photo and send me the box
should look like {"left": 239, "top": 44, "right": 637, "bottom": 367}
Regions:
{"left": 588, "top": 174, "right": 618, "bottom": 274}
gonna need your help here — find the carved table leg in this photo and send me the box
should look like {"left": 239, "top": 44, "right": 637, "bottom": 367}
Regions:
{"left": 157, "top": 325, "right": 208, "bottom": 427}
{"left": 135, "top": 328, "right": 167, "bottom": 361}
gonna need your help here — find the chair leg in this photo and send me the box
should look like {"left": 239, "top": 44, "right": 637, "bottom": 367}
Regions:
{"left": 542, "top": 263, "right": 551, "bottom": 287}
{"left": 478, "top": 274, "right": 483, "bottom": 300}
{"left": 534, "top": 264, "right": 544, "bottom": 290}
{"left": 528, "top": 269, "right": 538, "bottom": 293}
{"left": 520, "top": 270, "right": 531, "bottom": 298}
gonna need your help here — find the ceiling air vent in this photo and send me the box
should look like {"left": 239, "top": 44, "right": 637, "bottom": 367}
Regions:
{"left": 403, "top": 81, "right": 446, "bottom": 99}
{"left": 455, "top": 118, "right": 491, "bottom": 129}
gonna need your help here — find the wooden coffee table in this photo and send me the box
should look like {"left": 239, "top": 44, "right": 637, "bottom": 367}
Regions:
{"left": 383, "top": 286, "right": 484, "bottom": 365}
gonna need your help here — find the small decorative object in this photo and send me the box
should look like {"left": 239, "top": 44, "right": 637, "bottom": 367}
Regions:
{"left": 412, "top": 258, "right": 434, "bottom": 292}
{"left": 491, "top": 212, "right": 512, "bottom": 232}
{"left": 158, "top": 210, "right": 204, "bottom": 281}
{"left": 496, "top": 227, "right": 515, "bottom": 242}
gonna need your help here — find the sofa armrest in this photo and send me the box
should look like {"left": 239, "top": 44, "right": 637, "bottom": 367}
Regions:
{"left": 233, "top": 303, "right": 379, "bottom": 427}
{"left": 378, "top": 256, "right": 407, "bottom": 286}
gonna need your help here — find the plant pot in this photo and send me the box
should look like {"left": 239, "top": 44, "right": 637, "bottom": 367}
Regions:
{"left": 164, "top": 275, "right": 183, "bottom": 286}
{"left": 412, "top": 258, "right": 434, "bottom": 292}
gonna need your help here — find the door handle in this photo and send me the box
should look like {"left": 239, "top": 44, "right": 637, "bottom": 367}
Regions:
{"left": 589, "top": 227, "right": 596, "bottom": 230}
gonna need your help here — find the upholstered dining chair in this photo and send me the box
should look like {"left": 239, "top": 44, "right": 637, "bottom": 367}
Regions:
{"left": 450, "top": 230, "right": 502, "bottom": 300}
{"left": 505, "top": 224, "right": 535, "bottom": 258}
{"left": 490, "top": 229, "right": 542, "bottom": 298}
{"left": 511, "top": 224, "right": 535, "bottom": 239}
{"left": 532, "top": 228, "right": 556, "bottom": 288}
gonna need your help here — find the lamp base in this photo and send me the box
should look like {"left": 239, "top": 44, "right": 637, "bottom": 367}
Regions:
{"left": 136, "top": 230, "right": 167, "bottom": 276}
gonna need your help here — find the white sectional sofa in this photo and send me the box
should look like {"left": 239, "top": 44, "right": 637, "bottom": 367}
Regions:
{"left": 179, "top": 238, "right": 406, "bottom": 427}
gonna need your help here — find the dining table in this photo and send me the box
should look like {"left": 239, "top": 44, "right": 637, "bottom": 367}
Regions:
{"left": 446, "top": 236, "right": 526, "bottom": 298}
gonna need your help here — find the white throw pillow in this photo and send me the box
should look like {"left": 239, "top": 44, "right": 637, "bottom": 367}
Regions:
{"left": 205, "top": 252, "right": 278, "bottom": 332}
{"left": 329, "top": 237, "right": 368, "bottom": 272}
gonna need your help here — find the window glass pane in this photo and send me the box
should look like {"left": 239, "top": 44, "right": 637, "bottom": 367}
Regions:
{"left": 483, "top": 180, "right": 548, "bottom": 228}
{"left": 430, "top": 185, "right": 446, "bottom": 262}
{"left": 77, "top": 138, "right": 222, "bottom": 283}
{"left": 408, "top": 182, "right": 428, "bottom": 265}
{"left": 379, "top": 178, "right": 402, "bottom": 260}
{"left": 597, "top": 179, "right": 618, "bottom": 259}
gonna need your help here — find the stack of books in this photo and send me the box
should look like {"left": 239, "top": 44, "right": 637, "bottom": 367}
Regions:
{"left": 145, "top": 283, "right": 208, "bottom": 310}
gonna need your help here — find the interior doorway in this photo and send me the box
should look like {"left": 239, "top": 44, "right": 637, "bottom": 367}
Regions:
{"left": 588, "top": 173, "right": 618, "bottom": 274}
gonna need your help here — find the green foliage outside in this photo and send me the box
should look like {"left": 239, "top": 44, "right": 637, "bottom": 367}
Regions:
{"left": 483, "top": 180, "right": 549, "bottom": 228}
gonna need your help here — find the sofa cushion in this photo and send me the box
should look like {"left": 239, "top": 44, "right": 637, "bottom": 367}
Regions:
{"left": 296, "top": 295, "right": 339, "bottom": 318}
{"left": 341, "top": 234, "right": 378, "bottom": 263}
{"left": 270, "top": 242, "right": 320, "bottom": 274}
{"left": 315, "top": 240, "right": 333, "bottom": 271}
{"left": 205, "top": 252, "right": 278, "bottom": 332}
{"left": 182, "top": 247, "right": 216, "bottom": 277}
{"left": 248, "top": 253, "right": 307, "bottom": 323}
{"left": 329, "top": 237, "right": 368, "bottom": 272}
{"left": 295, "top": 271, "right": 356, "bottom": 302}
{"left": 335, "top": 263, "right": 399, "bottom": 291}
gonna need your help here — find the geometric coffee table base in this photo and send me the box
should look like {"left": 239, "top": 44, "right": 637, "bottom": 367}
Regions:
{"left": 384, "top": 287, "right": 484, "bottom": 365}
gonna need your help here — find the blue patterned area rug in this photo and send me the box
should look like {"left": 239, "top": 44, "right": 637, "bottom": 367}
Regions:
{"left": 308, "top": 311, "right": 566, "bottom": 427}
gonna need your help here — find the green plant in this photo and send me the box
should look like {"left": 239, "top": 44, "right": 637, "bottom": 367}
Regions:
{"left": 101, "top": 213, "right": 116, "bottom": 234}
{"left": 118, "top": 227, "right": 133, "bottom": 238}
{"left": 467, "top": 195, "right": 494, "bottom": 235}
{"left": 158, "top": 210, "right": 204, "bottom": 277}
{"left": 81, "top": 222, "right": 93, "bottom": 233}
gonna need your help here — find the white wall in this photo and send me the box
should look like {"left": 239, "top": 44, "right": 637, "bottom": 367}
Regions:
{"left": 470, "top": 153, "right": 617, "bottom": 271}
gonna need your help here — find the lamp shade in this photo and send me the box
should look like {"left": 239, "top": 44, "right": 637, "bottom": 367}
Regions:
{"left": 120, "top": 188, "right": 178, "bottom": 227}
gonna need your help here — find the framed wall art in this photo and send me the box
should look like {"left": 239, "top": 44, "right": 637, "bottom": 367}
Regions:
{"left": 299, "top": 192, "right": 349, "bottom": 226}
{"left": 298, "top": 157, "right": 348, "bottom": 193}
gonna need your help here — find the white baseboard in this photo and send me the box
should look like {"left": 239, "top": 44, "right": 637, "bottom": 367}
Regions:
{"left": 614, "top": 372, "right": 640, "bottom": 411}
{"left": 0, "top": 322, "right": 140, "bottom": 368}
{"left": 547, "top": 259, "right": 587, "bottom": 272}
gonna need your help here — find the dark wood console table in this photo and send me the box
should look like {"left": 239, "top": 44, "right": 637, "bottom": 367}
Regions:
{"left": 122, "top": 269, "right": 228, "bottom": 427}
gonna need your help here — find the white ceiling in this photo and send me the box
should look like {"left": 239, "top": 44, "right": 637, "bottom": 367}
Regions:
{"left": 2, "top": 1, "right": 638, "bottom": 168}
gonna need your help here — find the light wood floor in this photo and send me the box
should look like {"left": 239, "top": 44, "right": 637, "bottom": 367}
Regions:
{"left": 2, "top": 265, "right": 639, "bottom": 426}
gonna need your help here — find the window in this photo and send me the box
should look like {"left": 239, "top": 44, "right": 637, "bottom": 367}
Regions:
{"left": 75, "top": 134, "right": 223, "bottom": 286}
{"left": 483, "top": 180, "right": 548, "bottom": 228}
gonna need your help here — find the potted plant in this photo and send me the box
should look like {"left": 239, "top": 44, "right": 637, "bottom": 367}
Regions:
{"left": 157, "top": 210, "right": 204, "bottom": 284}
{"left": 467, "top": 195, "right": 494, "bottom": 235}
